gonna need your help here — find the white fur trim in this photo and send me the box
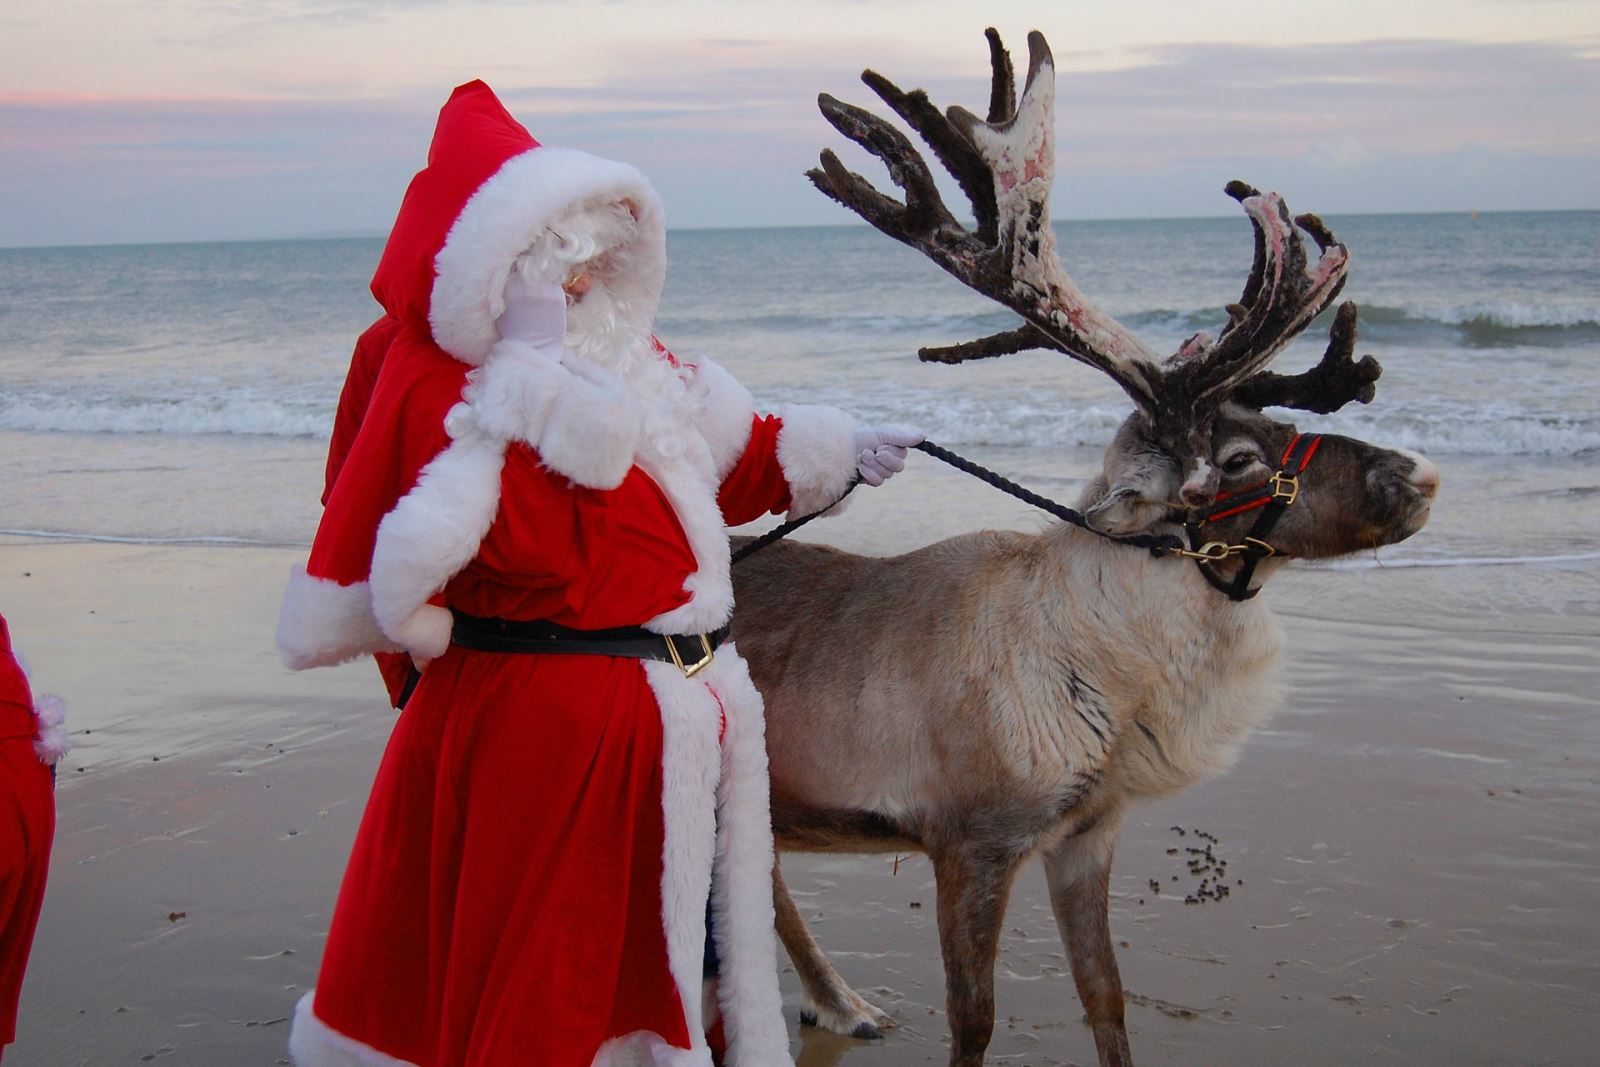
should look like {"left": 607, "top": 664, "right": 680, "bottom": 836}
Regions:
{"left": 460, "top": 341, "right": 569, "bottom": 442}
{"left": 647, "top": 654, "right": 794, "bottom": 1067}
{"left": 351, "top": 340, "right": 732, "bottom": 663}
{"left": 538, "top": 361, "right": 643, "bottom": 490}
{"left": 689, "top": 359, "right": 757, "bottom": 480}
{"left": 369, "top": 434, "right": 508, "bottom": 660}
{"left": 643, "top": 662, "right": 722, "bottom": 1062}
{"left": 277, "top": 566, "right": 398, "bottom": 670}
{"left": 639, "top": 436, "right": 734, "bottom": 636}
{"left": 463, "top": 340, "right": 642, "bottom": 489}
{"left": 775, "top": 404, "right": 858, "bottom": 518}
{"left": 383, "top": 605, "right": 454, "bottom": 663}
{"left": 430, "top": 147, "right": 667, "bottom": 366}
{"left": 31, "top": 694, "right": 68, "bottom": 765}
{"left": 288, "top": 992, "right": 416, "bottom": 1066}
{"left": 593, "top": 1031, "right": 711, "bottom": 1067}
{"left": 705, "top": 651, "right": 792, "bottom": 1066}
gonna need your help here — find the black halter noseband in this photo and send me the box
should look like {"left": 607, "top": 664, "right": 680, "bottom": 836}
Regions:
{"left": 1180, "top": 433, "right": 1323, "bottom": 601}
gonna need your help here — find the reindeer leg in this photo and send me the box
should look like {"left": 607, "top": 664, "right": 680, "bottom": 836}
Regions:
{"left": 1041, "top": 818, "right": 1133, "bottom": 1067}
{"left": 773, "top": 858, "right": 894, "bottom": 1039}
{"left": 929, "top": 840, "right": 1026, "bottom": 1067}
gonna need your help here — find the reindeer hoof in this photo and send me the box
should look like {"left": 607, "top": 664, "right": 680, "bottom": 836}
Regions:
{"left": 849, "top": 1021, "right": 885, "bottom": 1041}
{"left": 799, "top": 1003, "right": 894, "bottom": 1039}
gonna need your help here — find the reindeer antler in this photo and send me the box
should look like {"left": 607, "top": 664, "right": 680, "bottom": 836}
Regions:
{"left": 1165, "top": 182, "right": 1354, "bottom": 404}
{"left": 810, "top": 28, "right": 1383, "bottom": 429}
{"left": 1231, "top": 301, "right": 1383, "bottom": 412}
{"left": 809, "top": 29, "right": 1163, "bottom": 407}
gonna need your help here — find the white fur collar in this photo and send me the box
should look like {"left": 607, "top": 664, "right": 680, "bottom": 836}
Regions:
{"left": 367, "top": 337, "right": 748, "bottom": 658}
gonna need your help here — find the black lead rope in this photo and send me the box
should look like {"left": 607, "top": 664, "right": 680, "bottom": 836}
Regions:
{"left": 398, "top": 440, "right": 1218, "bottom": 708}
{"left": 731, "top": 439, "right": 1184, "bottom": 566}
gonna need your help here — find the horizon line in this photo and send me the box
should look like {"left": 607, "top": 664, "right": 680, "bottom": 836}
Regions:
{"left": 3, "top": 205, "right": 1595, "bottom": 253}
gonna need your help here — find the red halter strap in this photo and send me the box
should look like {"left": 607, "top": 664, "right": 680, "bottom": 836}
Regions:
{"left": 1183, "top": 434, "right": 1324, "bottom": 601}
{"left": 1198, "top": 434, "right": 1323, "bottom": 523}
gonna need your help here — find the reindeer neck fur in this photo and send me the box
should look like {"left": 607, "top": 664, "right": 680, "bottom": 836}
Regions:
{"left": 1026, "top": 520, "right": 1286, "bottom": 800}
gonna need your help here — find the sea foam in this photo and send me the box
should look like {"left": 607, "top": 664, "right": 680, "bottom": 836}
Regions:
{"left": 0, "top": 393, "right": 331, "bottom": 438}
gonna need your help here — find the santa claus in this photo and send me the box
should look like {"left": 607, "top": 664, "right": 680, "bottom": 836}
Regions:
{"left": 1, "top": 612, "right": 66, "bottom": 1062}
{"left": 276, "top": 80, "right": 917, "bottom": 1066}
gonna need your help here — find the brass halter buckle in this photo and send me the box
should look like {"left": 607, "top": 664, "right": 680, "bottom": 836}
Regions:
{"left": 1175, "top": 540, "right": 1239, "bottom": 563}
{"left": 1268, "top": 471, "right": 1300, "bottom": 505}
{"left": 1174, "top": 536, "right": 1278, "bottom": 563}
{"left": 665, "top": 633, "right": 715, "bottom": 678}
{"left": 1242, "top": 536, "right": 1278, "bottom": 557}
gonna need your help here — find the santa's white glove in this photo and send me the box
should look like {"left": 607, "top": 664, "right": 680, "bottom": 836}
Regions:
{"left": 497, "top": 274, "right": 567, "bottom": 354}
{"left": 853, "top": 426, "right": 923, "bottom": 487}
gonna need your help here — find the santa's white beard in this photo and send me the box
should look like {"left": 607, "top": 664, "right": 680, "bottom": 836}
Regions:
{"left": 566, "top": 280, "right": 703, "bottom": 463}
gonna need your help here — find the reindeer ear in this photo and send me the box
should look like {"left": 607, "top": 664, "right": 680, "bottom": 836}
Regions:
{"left": 1084, "top": 454, "right": 1175, "bottom": 535}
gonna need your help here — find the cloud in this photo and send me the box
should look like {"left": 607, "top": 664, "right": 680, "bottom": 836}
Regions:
{"left": 1, "top": 33, "right": 1595, "bottom": 246}
{"left": 1307, "top": 134, "right": 1379, "bottom": 172}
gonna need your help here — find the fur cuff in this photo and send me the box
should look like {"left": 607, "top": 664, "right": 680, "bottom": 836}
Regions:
{"left": 775, "top": 403, "right": 857, "bottom": 518}
{"left": 32, "top": 694, "right": 68, "bottom": 765}
{"left": 370, "top": 437, "right": 507, "bottom": 659}
{"left": 592, "top": 1031, "right": 710, "bottom": 1067}
{"left": 277, "top": 566, "right": 397, "bottom": 670}
{"left": 384, "top": 605, "right": 452, "bottom": 663}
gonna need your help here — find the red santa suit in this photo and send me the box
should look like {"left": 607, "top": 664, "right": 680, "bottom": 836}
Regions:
{"left": 276, "top": 81, "right": 862, "bottom": 1067}
{"left": 1, "top": 612, "right": 65, "bottom": 1059}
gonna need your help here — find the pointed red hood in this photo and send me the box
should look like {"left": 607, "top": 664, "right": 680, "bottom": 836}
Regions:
{"left": 370, "top": 80, "right": 666, "bottom": 367}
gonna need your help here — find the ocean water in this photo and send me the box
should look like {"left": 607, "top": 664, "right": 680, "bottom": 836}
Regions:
{"left": 1, "top": 212, "right": 1597, "bottom": 611}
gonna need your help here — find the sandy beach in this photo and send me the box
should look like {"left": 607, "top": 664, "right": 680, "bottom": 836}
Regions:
{"left": 3, "top": 457, "right": 1596, "bottom": 1067}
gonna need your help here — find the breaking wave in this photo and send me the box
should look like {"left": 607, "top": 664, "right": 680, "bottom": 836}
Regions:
{"left": 698, "top": 301, "right": 1600, "bottom": 350}
{"left": 785, "top": 384, "right": 1600, "bottom": 458}
{"left": 0, "top": 393, "right": 331, "bottom": 438}
{"left": 8, "top": 384, "right": 1596, "bottom": 459}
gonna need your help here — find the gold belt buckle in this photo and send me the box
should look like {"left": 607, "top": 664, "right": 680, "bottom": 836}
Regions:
{"left": 665, "top": 633, "right": 715, "bottom": 678}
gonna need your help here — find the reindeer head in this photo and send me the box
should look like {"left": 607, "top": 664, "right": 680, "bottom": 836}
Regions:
{"left": 810, "top": 28, "right": 1437, "bottom": 569}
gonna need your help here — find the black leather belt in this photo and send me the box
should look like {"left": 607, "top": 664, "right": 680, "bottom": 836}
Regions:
{"left": 450, "top": 610, "right": 728, "bottom": 678}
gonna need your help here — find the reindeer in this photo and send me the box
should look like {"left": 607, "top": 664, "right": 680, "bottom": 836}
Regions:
{"left": 727, "top": 29, "right": 1439, "bottom": 1067}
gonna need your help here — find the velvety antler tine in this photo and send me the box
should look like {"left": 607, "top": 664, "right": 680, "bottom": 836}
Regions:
{"left": 1294, "top": 212, "right": 1349, "bottom": 306}
{"left": 984, "top": 27, "right": 1016, "bottom": 123}
{"left": 808, "top": 150, "right": 907, "bottom": 236}
{"left": 1188, "top": 187, "right": 1350, "bottom": 399}
{"left": 1224, "top": 181, "right": 1269, "bottom": 312}
{"left": 811, "top": 93, "right": 956, "bottom": 236}
{"left": 919, "top": 324, "right": 1063, "bottom": 364}
{"left": 1232, "top": 301, "right": 1382, "bottom": 413}
{"left": 860, "top": 71, "right": 999, "bottom": 242}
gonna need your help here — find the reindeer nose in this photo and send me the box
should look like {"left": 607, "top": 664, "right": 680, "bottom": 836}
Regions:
{"left": 1402, "top": 451, "right": 1440, "bottom": 500}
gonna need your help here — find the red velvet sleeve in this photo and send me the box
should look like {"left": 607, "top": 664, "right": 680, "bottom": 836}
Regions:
{"left": 370, "top": 443, "right": 588, "bottom": 710}
{"left": 307, "top": 341, "right": 461, "bottom": 587}
{"left": 0, "top": 613, "right": 34, "bottom": 724}
{"left": 715, "top": 414, "right": 793, "bottom": 526}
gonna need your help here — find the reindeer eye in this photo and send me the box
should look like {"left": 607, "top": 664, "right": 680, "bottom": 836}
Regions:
{"left": 1222, "top": 452, "right": 1259, "bottom": 475}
